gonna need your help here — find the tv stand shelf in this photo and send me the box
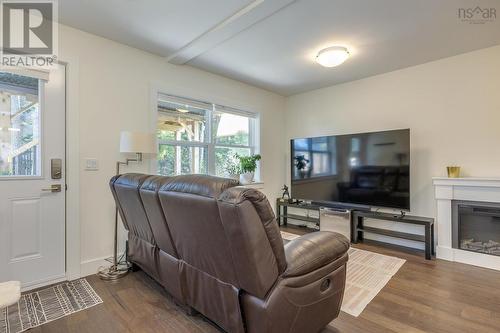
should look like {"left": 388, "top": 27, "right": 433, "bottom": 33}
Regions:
{"left": 276, "top": 199, "right": 320, "bottom": 227}
{"left": 357, "top": 226, "right": 425, "bottom": 242}
{"left": 351, "top": 210, "right": 435, "bottom": 260}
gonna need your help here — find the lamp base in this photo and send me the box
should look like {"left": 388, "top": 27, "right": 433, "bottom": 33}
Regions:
{"left": 100, "top": 158, "right": 141, "bottom": 282}
{"left": 97, "top": 264, "right": 130, "bottom": 281}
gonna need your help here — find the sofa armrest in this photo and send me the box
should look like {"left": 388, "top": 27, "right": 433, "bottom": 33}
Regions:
{"left": 283, "top": 232, "right": 349, "bottom": 278}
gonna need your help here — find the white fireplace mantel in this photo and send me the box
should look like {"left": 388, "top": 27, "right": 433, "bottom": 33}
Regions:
{"left": 433, "top": 177, "right": 500, "bottom": 270}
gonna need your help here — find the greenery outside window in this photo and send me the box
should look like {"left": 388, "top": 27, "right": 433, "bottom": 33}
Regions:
{"left": 156, "top": 93, "right": 259, "bottom": 178}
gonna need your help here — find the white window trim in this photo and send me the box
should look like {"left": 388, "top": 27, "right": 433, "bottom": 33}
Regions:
{"left": 152, "top": 91, "right": 260, "bottom": 178}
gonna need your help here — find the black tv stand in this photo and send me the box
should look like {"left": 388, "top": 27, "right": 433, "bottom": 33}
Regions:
{"left": 351, "top": 210, "right": 435, "bottom": 260}
{"left": 275, "top": 199, "right": 320, "bottom": 228}
{"left": 311, "top": 200, "right": 370, "bottom": 211}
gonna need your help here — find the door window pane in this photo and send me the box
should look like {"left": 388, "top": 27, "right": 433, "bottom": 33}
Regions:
{"left": 158, "top": 144, "right": 207, "bottom": 176}
{"left": 0, "top": 73, "right": 40, "bottom": 177}
{"left": 212, "top": 111, "right": 249, "bottom": 146}
{"left": 215, "top": 146, "right": 251, "bottom": 177}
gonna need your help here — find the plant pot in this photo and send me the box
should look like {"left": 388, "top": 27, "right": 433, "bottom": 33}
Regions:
{"left": 447, "top": 166, "right": 461, "bottom": 178}
{"left": 298, "top": 169, "right": 311, "bottom": 179}
{"left": 240, "top": 172, "right": 255, "bottom": 184}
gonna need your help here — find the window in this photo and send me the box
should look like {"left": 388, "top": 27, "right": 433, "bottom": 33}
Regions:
{"left": 0, "top": 72, "right": 41, "bottom": 177}
{"left": 156, "top": 93, "right": 258, "bottom": 178}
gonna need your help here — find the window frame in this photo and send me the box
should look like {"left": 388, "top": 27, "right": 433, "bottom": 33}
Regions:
{"left": 154, "top": 93, "right": 259, "bottom": 178}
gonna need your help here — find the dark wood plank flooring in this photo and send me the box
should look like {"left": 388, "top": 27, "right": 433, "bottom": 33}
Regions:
{"left": 29, "top": 270, "right": 221, "bottom": 333}
{"left": 31, "top": 227, "right": 500, "bottom": 332}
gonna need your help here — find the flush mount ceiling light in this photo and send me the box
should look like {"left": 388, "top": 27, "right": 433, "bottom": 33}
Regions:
{"left": 316, "top": 46, "right": 350, "bottom": 67}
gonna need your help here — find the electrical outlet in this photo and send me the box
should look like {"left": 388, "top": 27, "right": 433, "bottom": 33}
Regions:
{"left": 85, "top": 158, "right": 99, "bottom": 171}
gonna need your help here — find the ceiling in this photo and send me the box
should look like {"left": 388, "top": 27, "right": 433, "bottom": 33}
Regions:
{"left": 60, "top": 0, "right": 500, "bottom": 96}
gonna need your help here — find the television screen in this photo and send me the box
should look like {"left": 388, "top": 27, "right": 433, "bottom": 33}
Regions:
{"left": 291, "top": 129, "right": 410, "bottom": 210}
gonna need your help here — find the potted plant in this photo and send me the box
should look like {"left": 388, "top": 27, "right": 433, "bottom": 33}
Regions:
{"left": 236, "top": 154, "right": 261, "bottom": 184}
{"left": 294, "top": 155, "right": 310, "bottom": 179}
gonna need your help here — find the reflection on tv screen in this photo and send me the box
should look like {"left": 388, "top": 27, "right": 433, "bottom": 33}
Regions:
{"left": 291, "top": 129, "right": 410, "bottom": 210}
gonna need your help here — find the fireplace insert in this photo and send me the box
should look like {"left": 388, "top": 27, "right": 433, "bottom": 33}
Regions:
{"left": 452, "top": 200, "right": 500, "bottom": 256}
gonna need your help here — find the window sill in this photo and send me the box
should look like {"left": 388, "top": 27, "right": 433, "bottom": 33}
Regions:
{"left": 237, "top": 181, "right": 264, "bottom": 190}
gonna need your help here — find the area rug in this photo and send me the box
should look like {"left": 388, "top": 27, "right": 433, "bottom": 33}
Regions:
{"left": 280, "top": 232, "right": 405, "bottom": 317}
{"left": 280, "top": 231, "right": 301, "bottom": 241}
{"left": 340, "top": 248, "right": 405, "bottom": 317}
{"left": 0, "top": 279, "right": 102, "bottom": 333}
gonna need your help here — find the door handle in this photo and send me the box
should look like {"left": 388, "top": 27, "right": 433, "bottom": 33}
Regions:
{"left": 41, "top": 184, "right": 62, "bottom": 193}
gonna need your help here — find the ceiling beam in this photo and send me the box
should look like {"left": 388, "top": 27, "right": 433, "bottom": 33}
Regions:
{"left": 166, "top": 0, "right": 296, "bottom": 65}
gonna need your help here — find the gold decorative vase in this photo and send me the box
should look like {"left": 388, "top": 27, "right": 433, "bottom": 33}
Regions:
{"left": 447, "top": 166, "right": 461, "bottom": 178}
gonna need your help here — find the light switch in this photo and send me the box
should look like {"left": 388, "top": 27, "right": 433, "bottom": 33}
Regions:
{"left": 85, "top": 158, "right": 99, "bottom": 171}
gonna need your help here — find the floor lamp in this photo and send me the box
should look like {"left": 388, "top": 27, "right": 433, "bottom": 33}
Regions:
{"left": 98, "top": 131, "right": 155, "bottom": 281}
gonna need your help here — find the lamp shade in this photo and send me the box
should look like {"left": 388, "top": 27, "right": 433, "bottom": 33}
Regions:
{"left": 119, "top": 131, "right": 155, "bottom": 154}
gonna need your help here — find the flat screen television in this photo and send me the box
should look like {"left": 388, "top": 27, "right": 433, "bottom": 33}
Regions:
{"left": 291, "top": 129, "right": 410, "bottom": 210}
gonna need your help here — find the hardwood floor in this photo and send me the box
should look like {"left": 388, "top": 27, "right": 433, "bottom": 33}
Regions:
{"left": 29, "top": 271, "right": 221, "bottom": 333}
{"left": 31, "top": 229, "right": 500, "bottom": 332}
{"left": 325, "top": 241, "right": 500, "bottom": 333}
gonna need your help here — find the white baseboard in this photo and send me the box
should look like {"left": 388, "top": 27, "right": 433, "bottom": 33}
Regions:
{"left": 22, "top": 274, "right": 67, "bottom": 292}
{"left": 80, "top": 253, "right": 124, "bottom": 277}
{"left": 437, "top": 246, "right": 500, "bottom": 271}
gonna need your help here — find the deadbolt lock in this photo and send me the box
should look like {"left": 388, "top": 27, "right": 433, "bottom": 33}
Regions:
{"left": 51, "top": 159, "right": 62, "bottom": 179}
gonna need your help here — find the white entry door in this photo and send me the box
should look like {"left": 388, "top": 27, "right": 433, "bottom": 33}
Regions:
{"left": 0, "top": 65, "right": 66, "bottom": 290}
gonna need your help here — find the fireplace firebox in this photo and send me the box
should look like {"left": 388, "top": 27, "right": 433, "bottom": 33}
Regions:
{"left": 452, "top": 201, "right": 500, "bottom": 257}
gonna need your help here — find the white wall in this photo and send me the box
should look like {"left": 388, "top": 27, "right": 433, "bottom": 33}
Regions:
{"left": 286, "top": 45, "right": 500, "bottom": 248}
{"left": 58, "top": 24, "right": 286, "bottom": 276}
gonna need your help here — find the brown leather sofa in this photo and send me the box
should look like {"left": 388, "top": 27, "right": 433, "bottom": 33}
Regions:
{"left": 110, "top": 173, "right": 349, "bottom": 333}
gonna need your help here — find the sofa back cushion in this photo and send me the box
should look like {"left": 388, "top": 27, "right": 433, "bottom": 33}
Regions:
{"left": 218, "top": 187, "right": 286, "bottom": 298}
{"left": 157, "top": 175, "right": 240, "bottom": 284}
{"left": 111, "top": 173, "right": 155, "bottom": 245}
{"left": 139, "top": 175, "right": 178, "bottom": 257}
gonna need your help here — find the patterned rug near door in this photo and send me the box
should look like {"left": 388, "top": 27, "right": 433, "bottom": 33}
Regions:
{"left": 280, "top": 232, "right": 405, "bottom": 317}
{"left": 0, "top": 279, "right": 102, "bottom": 333}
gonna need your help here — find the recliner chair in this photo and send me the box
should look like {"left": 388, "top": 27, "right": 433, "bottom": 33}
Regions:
{"left": 110, "top": 173, "right": 349, "bottom": 333}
